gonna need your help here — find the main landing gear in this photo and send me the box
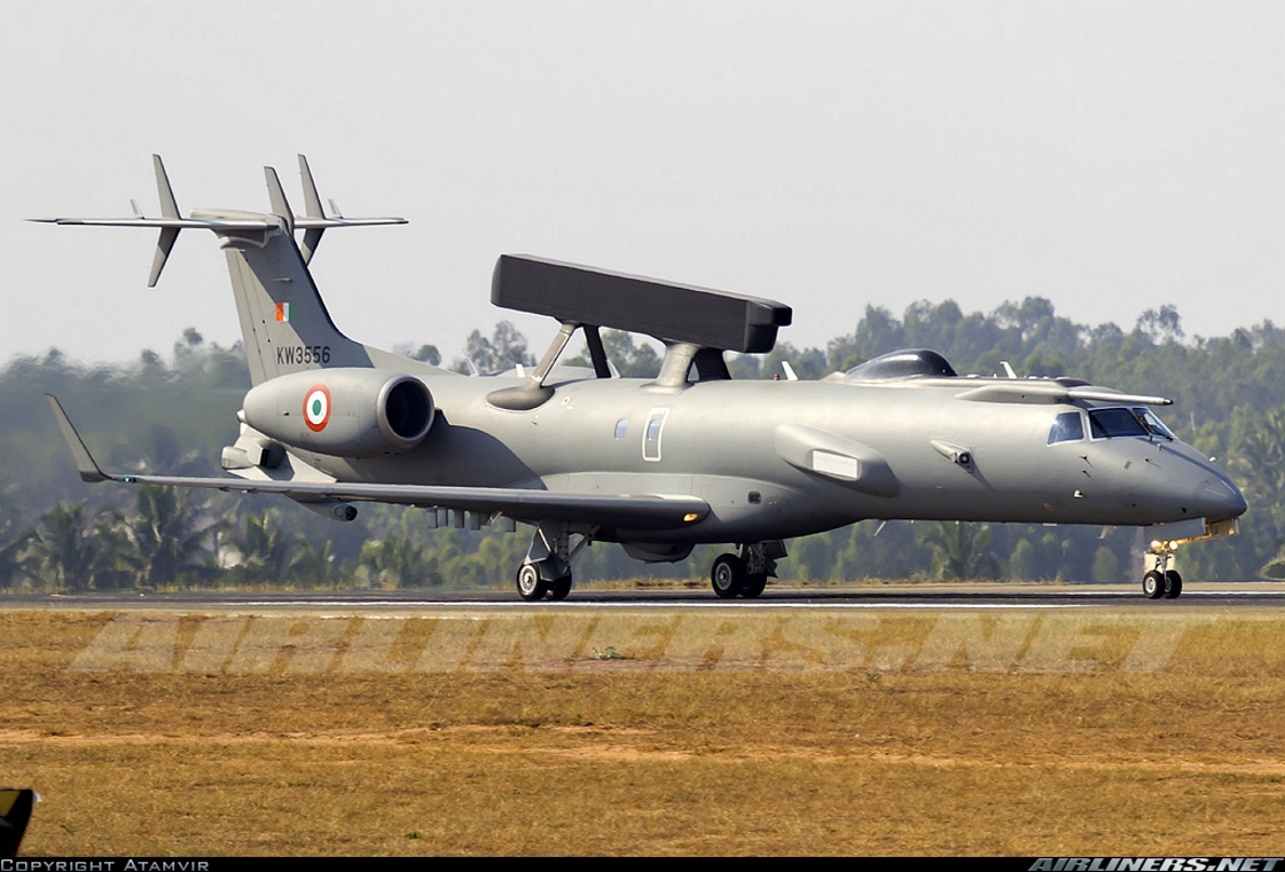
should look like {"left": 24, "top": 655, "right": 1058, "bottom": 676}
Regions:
{"left": 515, "top": 521, "right": 592, "bottom": 602}
{"left": 516, "top": 562, "right": 573, "bottom": 601}
{"left": 1143, "top": 540, "right": 1183, "bottom": 600}
{"left": 710, "top": 541, "right": 786, "bottom": 599}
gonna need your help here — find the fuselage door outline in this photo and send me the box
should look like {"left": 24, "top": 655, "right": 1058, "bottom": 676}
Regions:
{"left": 643, "top": 408, "right": 669, "bottom": 462}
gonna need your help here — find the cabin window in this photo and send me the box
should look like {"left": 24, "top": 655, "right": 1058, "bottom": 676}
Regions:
{"left": 1047, "top": 411, "right": 1085, "bottom": 445}
{"left": 1088, "top": 408, "right": 1149, "bottom": 439}
{"left": 643, "top": 408, "right": 668, "bottom": 462}
{"left": 614, "top": 418, "right": 629, "bottom": 439}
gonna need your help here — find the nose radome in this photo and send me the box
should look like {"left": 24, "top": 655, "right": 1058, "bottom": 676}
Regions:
{"left": 1193, "top": 477, "right": 1248, "bottom": 521}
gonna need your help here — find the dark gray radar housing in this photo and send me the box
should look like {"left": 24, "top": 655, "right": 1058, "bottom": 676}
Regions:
{"left": 487, "top": 255, "right": 793, "bottom": 409}
{"left": 492, "top": 255, "right": 792, "bottom": 354}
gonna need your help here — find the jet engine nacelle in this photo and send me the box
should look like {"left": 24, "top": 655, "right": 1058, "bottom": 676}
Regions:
{"left": 241, "top": 368, "right": 434, "bottom": 457}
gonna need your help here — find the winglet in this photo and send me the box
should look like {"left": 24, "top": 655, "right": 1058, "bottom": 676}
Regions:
{"left": 264, "top": 166, "right": 296, "bottom": 236}
{"left": 153, "top": 155, "right": 179, "bottom": 218}
{"left": 297, "top": 155, "right": 325, "bottom": 264}
{"left": 46, "top": 395, "right": 109, "bottom": 483}
{"left": 148, "top": 155, "right": 181, "bottom": 287}
{"left": 298, "top": 154, "right": 325, "bottom": 219}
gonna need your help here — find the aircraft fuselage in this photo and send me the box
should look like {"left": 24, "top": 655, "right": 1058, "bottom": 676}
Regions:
{"left": 307, "top": 372, "right": 1244, "bottom": 546}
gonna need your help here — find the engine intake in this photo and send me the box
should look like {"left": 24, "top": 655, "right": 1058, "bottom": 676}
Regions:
{"left": 241, "top": 368, "right": 434, "bottom": 457}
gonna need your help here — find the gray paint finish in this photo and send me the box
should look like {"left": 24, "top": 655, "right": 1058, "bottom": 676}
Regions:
{"left": 38, "top": 157, "right": 1247, "bottom": 600}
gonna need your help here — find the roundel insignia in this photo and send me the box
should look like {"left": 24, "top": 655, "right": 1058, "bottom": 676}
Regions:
{"left": 303, "top": 384, "right": 331, "bottom": 432}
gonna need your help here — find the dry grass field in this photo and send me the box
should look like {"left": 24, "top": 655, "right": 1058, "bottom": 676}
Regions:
{"left": 3, "top": 607, "right": 1284, "bottom": 856}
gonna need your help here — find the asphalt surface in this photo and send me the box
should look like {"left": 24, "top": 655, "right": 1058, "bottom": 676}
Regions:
{"left": 4, "top": 583, "right": 1285, "bottom": 611}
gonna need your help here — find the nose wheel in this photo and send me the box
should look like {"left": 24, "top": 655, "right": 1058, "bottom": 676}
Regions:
{"left": 1143, "top": 543, "right": 1183, "bottom": 600}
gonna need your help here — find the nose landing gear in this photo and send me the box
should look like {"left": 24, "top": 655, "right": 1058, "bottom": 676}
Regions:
{"left": 1140, "top": 518, "right": 1240, "bottom": 600}
{"left": 1143, "top": 543, "right": 1184, "bottom": 599}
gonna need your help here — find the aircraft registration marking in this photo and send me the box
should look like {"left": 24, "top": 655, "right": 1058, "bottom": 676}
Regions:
{"left": 276, "top": 345, "right": 332, "bottom": 366}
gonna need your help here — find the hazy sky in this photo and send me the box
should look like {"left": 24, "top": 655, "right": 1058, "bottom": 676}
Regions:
{"left": 4, "top": 1, "right": 1282, "bottom": 366}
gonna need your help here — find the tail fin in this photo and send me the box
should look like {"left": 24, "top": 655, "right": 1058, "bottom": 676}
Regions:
{"left": 210, "top": 208, "right": 372, "bottom": 383}
{"left": 33, "top": 156, "right": 409, "bottom": 385}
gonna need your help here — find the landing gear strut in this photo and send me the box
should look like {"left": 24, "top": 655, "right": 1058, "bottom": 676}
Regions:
{"left": 1143, "top": 542, "right": 1183, "bottom": 600}
{"left": 710, "top": 541, "right": 785, "bottom": 599}
{"left": 515, "top": 521, "right": 592, "bottom": 602}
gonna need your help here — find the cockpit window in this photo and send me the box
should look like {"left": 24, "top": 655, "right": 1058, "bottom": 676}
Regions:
{"left": 1135, "top": 407, "right": 1176, "bottom": 440}
{"left": 1088, "top": 408, "right": 1149, "bottom": 439}
{"left": 1047, "top": 411, "right": 1085, "bottom": 445}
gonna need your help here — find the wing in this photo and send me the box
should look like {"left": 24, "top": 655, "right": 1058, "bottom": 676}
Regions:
{"left": 47, "top": 396, "right": 708, "bottom": 531}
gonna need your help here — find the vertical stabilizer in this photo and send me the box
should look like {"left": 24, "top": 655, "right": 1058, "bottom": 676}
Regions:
{"left": 202, "top": 215, "right": 371, "bottom": 384}
{"left": 33, "top": 156, "right": 411, "bottom": 385}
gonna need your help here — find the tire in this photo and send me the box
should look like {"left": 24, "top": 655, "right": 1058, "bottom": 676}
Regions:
{"left": 1163, "top": 570, "right": 1183, "bottom": 599}
{"left": 741, "top": 573, "right": 768, "bottom": 598}
{"left": 516, "top": 563, "right": 549, "bottom": 601}
{"left": 548, "top": 574, "right": 573, "bottom": 601}
{"left": 1142, "top": 570, "right": 1165, "bottom": 599}
{"left": 711, "top": 553, "right": 746, "bottom": 598}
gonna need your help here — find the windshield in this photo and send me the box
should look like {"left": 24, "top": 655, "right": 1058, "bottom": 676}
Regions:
{"left": 1047, "top": 411, "right": 1085, "bottom": 445}
{"left": 1135, "top": 407, "right": 1176, "bottom": 440}
{"left": 1088, "top": 407, "right": 1174, "bottom": 440}
{"left": 1088, "top": 408, "right": 1149, "bottom": 439}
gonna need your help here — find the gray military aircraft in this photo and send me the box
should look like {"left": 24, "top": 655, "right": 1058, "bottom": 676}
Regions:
{"left": 39, "top": 157, "right": 1247, "bottom": 600}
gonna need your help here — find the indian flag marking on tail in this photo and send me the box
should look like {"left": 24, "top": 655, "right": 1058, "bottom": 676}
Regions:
{"left": 275, "top": 302, "right": 293, "bottom": 322}
{"left": 303, "top": 384, "right": 331, "bottom": 432}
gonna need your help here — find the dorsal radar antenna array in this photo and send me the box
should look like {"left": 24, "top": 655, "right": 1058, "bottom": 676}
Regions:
{"left": 30, "top": 155, "right": 407, "bottom": 286}
{"left": 486, "top": 254, "right": 794, "bottom": 409}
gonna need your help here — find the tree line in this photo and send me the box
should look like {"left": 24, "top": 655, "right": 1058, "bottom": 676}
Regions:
{"left": 3, "top": 299, "right": 1284, "bottom": 591}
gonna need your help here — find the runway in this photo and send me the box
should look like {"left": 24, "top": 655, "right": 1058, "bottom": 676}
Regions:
{"left": 15, "top": 582, "right": 1285, "bottom": 678}
{"left": 6, "top": 582, "right": 1285, "bottom": 612}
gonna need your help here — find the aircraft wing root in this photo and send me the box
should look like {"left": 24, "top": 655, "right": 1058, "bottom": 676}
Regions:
{"left": 47, "top": 397, "right": 708, "bottom": 531}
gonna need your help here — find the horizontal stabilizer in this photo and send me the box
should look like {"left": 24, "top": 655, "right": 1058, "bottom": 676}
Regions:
{"left": 291, "top": 155, "right": 406, "bottom": 263}
{"left": 48, "top": 397, "right": 709, "bottom": 531}
{"left": 30, "top": 216, "right": 275, "bottom": 230}
{"left": 32, "top": 154, "right": 407, "bottom": 279}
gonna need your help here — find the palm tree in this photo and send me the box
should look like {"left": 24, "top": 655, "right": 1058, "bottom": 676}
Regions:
{"left": 129, "top": 485, "right": 218, "bottom": 588}
{"left": 223, "top": 510, "right": 304, "bottom": 585}
{"left": 24, "top": 501, "right": 100, "bottom": 591}
{"left": 917, "top": 521, "right": 999, "bottom": 580}
{"left": 0, "top": 493, "right": 32, "bottom": 589}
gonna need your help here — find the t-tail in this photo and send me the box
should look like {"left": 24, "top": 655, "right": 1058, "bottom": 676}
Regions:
{"left": 32, "top": 155, "right": 412, "bottom": 385}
